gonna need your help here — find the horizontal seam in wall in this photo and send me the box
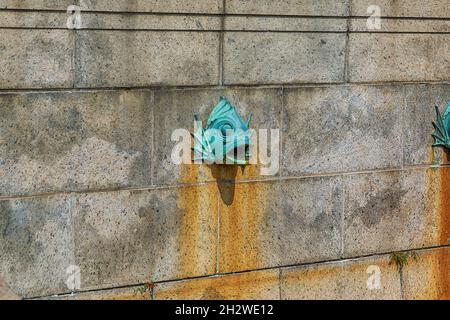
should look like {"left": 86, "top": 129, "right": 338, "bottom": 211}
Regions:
{"left": 1, "top": 9, "right": 450, "bottom": 21}
{"left": 26, "top": 244, "right": 450, "bottom": 300}
{"left": 0, "top": 80, "right": 449, "bottom": 94}
{"left": 1, "top": 27, "right": 450, "bottom": 34}
{"left": 1, "top": 163, "right": 448, "bottom": 201}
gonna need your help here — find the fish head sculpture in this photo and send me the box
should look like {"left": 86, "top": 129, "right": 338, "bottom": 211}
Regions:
{"left": 193, "top": 97, "right": 252, "bottom": 165}
{"left": 432, "top": 101, "right": 450, "bottom": 150}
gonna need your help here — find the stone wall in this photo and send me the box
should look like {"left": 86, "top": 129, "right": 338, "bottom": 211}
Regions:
{"left": 0, "top": 0, "right": 449, "bottom": 300}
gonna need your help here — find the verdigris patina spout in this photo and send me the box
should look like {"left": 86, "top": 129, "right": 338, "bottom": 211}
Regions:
{"left": 193, "top": 97, "right": 252, "bottom": 165}
{"left": 432, "top": 101, "right": 450, "bottom": 150}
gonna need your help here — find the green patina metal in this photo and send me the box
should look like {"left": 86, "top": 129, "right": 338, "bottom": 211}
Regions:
{"left": 432, "top": 101, "right": 450, "bottom": 150}
{"left": 192, "top": 96, "right": 252, "bottom": 165}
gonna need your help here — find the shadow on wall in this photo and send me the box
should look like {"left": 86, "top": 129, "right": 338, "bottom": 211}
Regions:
{"left": 209, "top": 164, "right": 249, "bottom": 206}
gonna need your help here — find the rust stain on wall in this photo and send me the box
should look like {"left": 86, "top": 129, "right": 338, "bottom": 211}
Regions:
{"left": 425, "top": 166, "right": 450, "bottom": 246}
{"left": 220, "top": 164, "right": 260, "bottom": 180}
{"left": 219, "top": 181, "right": 272, "bottom": 273}
{"left": 438, "top": 167, "right": 450, "bottom": 246}
{"left": 178, "top": 165, "right": 201, "bottom": 276}
{"left": 281, "top": 263, "right": 344, "bottom": 300}
{"left": 176, "top": 164, "right": 217, "bottom": 277}
{"left": 63, "top": 290, "right": 151, "bottom": 300}
{"left": 407, "top": 248, "right": 450, "bottom": 300}
{"left": 436, "top": 249, "right": 450, "bottom": 299}
{"left": 425, "top": 167, "right": 450, "bottom": 299}
{"left": 98, "top": 293, "right": 150, "bottom": 300}
{"left": 177, "top": 161, "right": 272, "bottom": 274}
{"left": 435, "top": 165, "right": 450, "bottom": 299}
{"left": 154, "top": 269, "right": 279, "bottom": 300}
{"left": 426, "top": 168, "right": 440, "bottom": 243}
{"left": 427, "top": 146, "right": 436, "bottom": 164}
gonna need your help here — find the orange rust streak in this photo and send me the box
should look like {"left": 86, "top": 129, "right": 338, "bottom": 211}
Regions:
{"left": 227, "top": 183, "right": 257, "bottom": 271}
{"left": 219, "top": 182, "right": 268, "bottom": 272}
{"left": 178, "top": 161, "right": 268, "bottom": 273}
{"left": 438, "top": 168, "right": 450, "bottom": 245}
{"left": 444, "top": 150, "right": 450, "bottom": 164}
{"left": 69, "top": 291, "right": 151, "bottom": 300}
{"left": 104, "top": 293, "right": 150, "bottom": 300}
{"left": 436, "top": 166, "right": 450, "bottom": 299}
{"left": 177, "top": 164, "right": 201, "bottom": 277}
{"left": 427, "top": 146, "right": 435, "bottom": 164}
{"left": 155, "top": 270, "right": 278, "bottom": 300}
{"left": 235, "top": 164, "right": 259, "bottom": 180}
{"left": 437, "top": 249, "right": 450, "bottom": 299}
{"left": 177, "top": 164, "right": 217, "bottom": 277}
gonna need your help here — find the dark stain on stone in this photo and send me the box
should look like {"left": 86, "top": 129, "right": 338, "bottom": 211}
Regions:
{"left": 0, "top": 200, "right": 44, "bottom": 295}
{"left": 358, "top": 189, "right": 408, "bottom": 228}
{"left": 138, "top": 207, "right": 151, "bottom": 219}
{"left": 217, "top": 182, "right": 235, "bottom": 206}
{"left": 0, "top": 94, "right": 82, "bottom": 163}
{"left": 81, "top": 91, "right": 152, "bottom": 187}
{"left": 74, "top": 191, "right": 177, "bottom": 288}
{"left": 210, "top": 165, "right": 238, "bottom": 205}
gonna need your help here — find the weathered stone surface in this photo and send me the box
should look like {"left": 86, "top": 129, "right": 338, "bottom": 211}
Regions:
{"left": 0, "top": 30, "right": 74, "bottom": 89}
{"left": 223, "top": 32, "right": 346, "bottom": 85}
{"left": 0, "top": 11, "right": 66, "bottom": 28}
{"left": 153, "top": 87, "right": 282, "bottom": 186}
{"left": 340, "top": 255, "right": 401, "bottom": 300}
{"left": 282, "top": 85, "right": 402, "bottom": 176}
{"left": 282, "top": 261, "right": 343, "bottom": 300}
{"left": 402, "top": 84, "right": 436, "bottom": 167}
{"left": 351, "top": 0, "right": 450, "bottom": 18}
{"left": 350, "top": 18, "right": 450, "bottom": 33}
{"left": 74, "top": 185, "right": 217, "bottom": 291}
{"left": 225, "top": 17, "right": 346, "bottom": 32}
{"left": 154, "top": 269, "right": 280, "bottom": 300}
{"left": 281, "top": 254, "right": 401, "bottom": 299}
{"left": 0, "top": 278, "right": 21, "bottom": 300}
{"left": 226, "top": 0, "right": 349, "bottom": 16}
{"left": 349, "top": 34, "right": 450, "bottom": 83}
{"left": 74, "top": 91, "right": 153, "bottom": 191}
{"left": 79, "top": 0, "right": 223, "bottom": 13}
{"left": 0, "top": 91, "right": 153, "bottom": 197}
{"left": 0, "top": 0, "right": 73, "bottom": 10}
{"left": 0, "top": 184, "right": 217, "bottom": 297}
{"left": 343, "top": 169, "right": 443, "bottom": 257}
{"left": 403, "top": 247, "right": 450, "bottom": 300}
{"left": 430, "top": 85, "right": 450, "bottom": 119}
{"left": 0, "top": 195, "right": 75, "bottom": 298}
{"left": 0, "top": 11, "right": 221, "bottom": 30}
{"left": 2, "top": 0, "right": 449, "bottom": 302}
{"left": 75, "top": 31, "right": 220, "bottom": 88}
{"left": 402, "top": 84, "right": 450, "bottom": 166}
{"left": 219, "top": 178, "right": 342, "bottom": 273}
{"left": 46, "top": 285, "right": 152, "bottom": 300}
{"left": 82, "top": 13, "right": 221, "bottom": 30}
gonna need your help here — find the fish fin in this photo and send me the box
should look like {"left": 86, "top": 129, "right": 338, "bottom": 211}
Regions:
{"left": 432, "top": 105, "right": 450, "bottom": 148}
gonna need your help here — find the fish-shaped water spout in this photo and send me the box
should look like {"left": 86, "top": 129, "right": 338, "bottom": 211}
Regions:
{"left": 432, "top": 101, "right": 450, "bottom": 150}
{"left": 192, "top": 97, "right": 252, "bottom": 165}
